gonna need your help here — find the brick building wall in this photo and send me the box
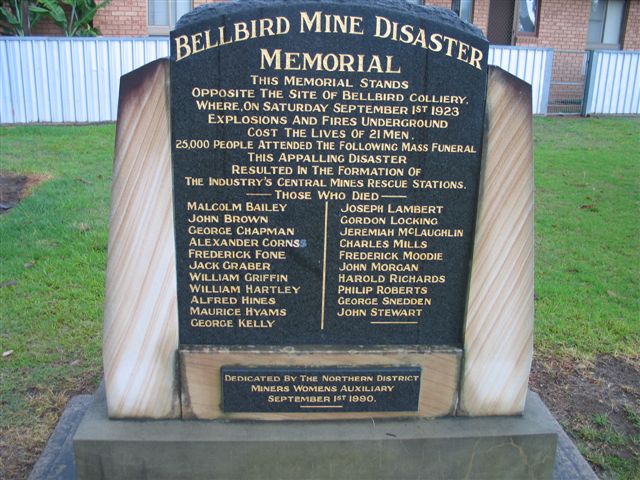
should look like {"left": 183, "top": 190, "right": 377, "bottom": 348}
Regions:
{"left": 31, "top": 17, "right": 60, "bottom": 36}
{"left": 424, "top": 0, "right": 489, "bottom": 33}
{"left": 513, "top": 0, "right": 591, "bottom": 111}
{"left": 83, "top": 0, "right": 483, "bottom": 38}
{"left": 27, "top": 0, "right": 640, "bottom": 52}
{"left": 30, "top": 0, "right": 147, "bottom": 36}
{"left": 94, "top": 0, "right": 148, "bottom": 37}
{"left": 194, "top": 0, "right": 226, "bottom": 6}
{"left": 472, "top": 0, "right": 490, "bottom": 35}
{"left": 514, "top": 0, "right": 590, "bottom": 50}
{"left": 623, "top": 0, "right": 640, "bottom": 49}
{"left": 425, "top": 0, "right": 452, "bottom": 9}
{"left": 29, "top": 0, "right": 502, "bottom": 38}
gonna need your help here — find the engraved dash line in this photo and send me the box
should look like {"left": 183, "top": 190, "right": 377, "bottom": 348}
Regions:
{"left": 300, "top": 405, "right": 343, "bottom": 409}
{"left": 320, "top": 201, "right": 329, "bottom": 330}
{"left": 370, "top": 321, "right": 419, "bottom": 325}
{"left": 380, "top": 195, "right": 407, "bottom": 198}
{"left": 246, "top": 193, "right": 272, "bottom": 196}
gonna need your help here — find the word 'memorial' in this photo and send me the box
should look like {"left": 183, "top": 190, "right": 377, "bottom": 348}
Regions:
{"left": 174, "top": 11, "right": 484, "bottom": 69}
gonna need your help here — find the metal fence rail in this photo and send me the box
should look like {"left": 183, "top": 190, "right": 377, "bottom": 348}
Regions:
{"left": 0, "top": 37, "right": 635, "bottom": 123}
{"left": 1, "top": 37, "right": 169, "bottom": 124}
{"left": 488, "top": 46, "right": 553, "bottom": 115}
{"left": 546, "top": 49, "right": 589, "bottom": 115}
{"left": 585, "top": 50, "right": 640, "bottom": 115}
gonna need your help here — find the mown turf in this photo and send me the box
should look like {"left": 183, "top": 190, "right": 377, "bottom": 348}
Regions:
{"left": 1, "top": 125, "right": 114, "bottom": 478}
{"left": 532, "top": 117, "right": 639, "bottom": 479}
{"left": 0, "top": 118, "right": 638, "bottom": 478}
{"left": 533, "top": 117, "right": 639, "bottom": 358}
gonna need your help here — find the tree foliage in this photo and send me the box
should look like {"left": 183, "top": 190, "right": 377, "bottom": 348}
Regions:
{"left": 0, "top": 0, "right": 112, "bottom": 36}
{"left": 0, "top": 1, "right": 48, "bottom": 35}
{"left": 37, "top": 0, "right": 112, "bottom": 36}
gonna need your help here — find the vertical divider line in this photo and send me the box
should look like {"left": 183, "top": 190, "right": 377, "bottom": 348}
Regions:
{"left": 320, "top": 201, "right": 329, "bottom": 330}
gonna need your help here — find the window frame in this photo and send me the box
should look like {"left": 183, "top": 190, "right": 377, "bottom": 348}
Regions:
{"left": 451, "top": 0, "right": 474, "bottom": 23}
{"left": 515, "top": 0, "right": 541, "bottom": 38}
{"left": 148, "top": 0, "right": 193, "bottom": 36}
{"left": 586, "top": 0, "right": 627, "bottom": 50}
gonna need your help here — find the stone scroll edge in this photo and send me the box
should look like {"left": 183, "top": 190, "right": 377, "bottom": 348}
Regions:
{"left": 100, "top": 64, "right": 534, "bottom": 419}
{"left": 460, "top": 66, "right": 535, "bottom": 416}
{"left": 103, "top": 59, "right": 181, "bottom": 419}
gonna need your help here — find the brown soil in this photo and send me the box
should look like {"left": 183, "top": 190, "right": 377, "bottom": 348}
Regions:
{"left": 530, "top": 355, "right": 640, "bottom": 477}
{"left": 0, "top": 371, "right": 98, "bottom": 480}
{"left": 0, "top": 172, "right": 49, "bottom": 214}
{"left": 2, "top": 355, "right": 637, "bottom": 479}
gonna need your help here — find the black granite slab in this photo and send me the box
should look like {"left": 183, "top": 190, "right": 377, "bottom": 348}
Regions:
{"left": 170, "top": 0, "right": 488, "bottom": 346}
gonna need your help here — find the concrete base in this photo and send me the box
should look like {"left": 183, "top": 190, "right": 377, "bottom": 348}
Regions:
{"left": 73, "top": 387, "right": 560, "bottom": 480}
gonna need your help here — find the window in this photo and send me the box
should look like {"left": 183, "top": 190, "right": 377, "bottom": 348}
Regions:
{"left": 149, "top": 0, "right": 192, "bottom": 35}
{"left": 451, "top": 0, "right": 474, "bottom": 23}
{"left": 587, "top": 0, "right": 626, "bottom": 49}
{"left": 487, "top": 0, "right": 515, "bottom": 45}
{"left": 517, "top": 0, "right": 539, "bottom": 35}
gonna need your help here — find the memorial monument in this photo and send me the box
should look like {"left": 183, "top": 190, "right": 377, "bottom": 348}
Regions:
{"left": 74, "top": 0, "right": 557, "bottom": 478}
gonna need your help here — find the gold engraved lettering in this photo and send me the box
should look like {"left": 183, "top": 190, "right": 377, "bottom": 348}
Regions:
{"left": 431, "top": 143, "right": 477, "bottom": 153}
{"left": 238, "top": 319, "right": 276, "bottom": 328}
{"left": 373, "top": 17, "right": 484, "bottom": 70}
{"left": 174, "top": 17, "right": 290, "bottom": 61}
{"left": 190, "top": 319, "right": 234, "bottom": 328}
{"left": 376, "top": 285, "right": 429, "bottom": 295}
{"left": 299, "top": 11, "right": 364, "bottom": 35}
{"left": 370, "top": 307, "right": 423, "bottom": 317}
{"left": 260, "top": 49, "right": 401, "bottom": 74}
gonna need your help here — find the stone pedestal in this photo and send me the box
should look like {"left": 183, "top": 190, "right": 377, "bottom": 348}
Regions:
{"left": 74, "top": 387, "right": 557, "bottom": 480}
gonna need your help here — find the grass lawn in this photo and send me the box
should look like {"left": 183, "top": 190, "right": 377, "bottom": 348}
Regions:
{"left": 1, "top": 118, "right": 639, "bottom": 479}
{"left": 534, "top": 118, "right": 639, "bottom": 358}
{"left": 0, "top": 125, "right": 113, "bottom": 478}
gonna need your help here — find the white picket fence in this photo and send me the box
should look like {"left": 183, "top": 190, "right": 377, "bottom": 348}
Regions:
{"left": 0, "top": 37, "right": 636, "bottom": 123}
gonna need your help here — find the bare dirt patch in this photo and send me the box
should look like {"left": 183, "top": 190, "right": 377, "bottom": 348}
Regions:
{"left": 0, "top": 172, "right": 49, "bottom": 214}
{"left": 0, "top": 370, "right": 98, "bottom": 480}
{"left": 3, "top": 354, "right": 637, "bottom": 478}
{"left": 530, "top": 354, "right": 640, "bottom": 478}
